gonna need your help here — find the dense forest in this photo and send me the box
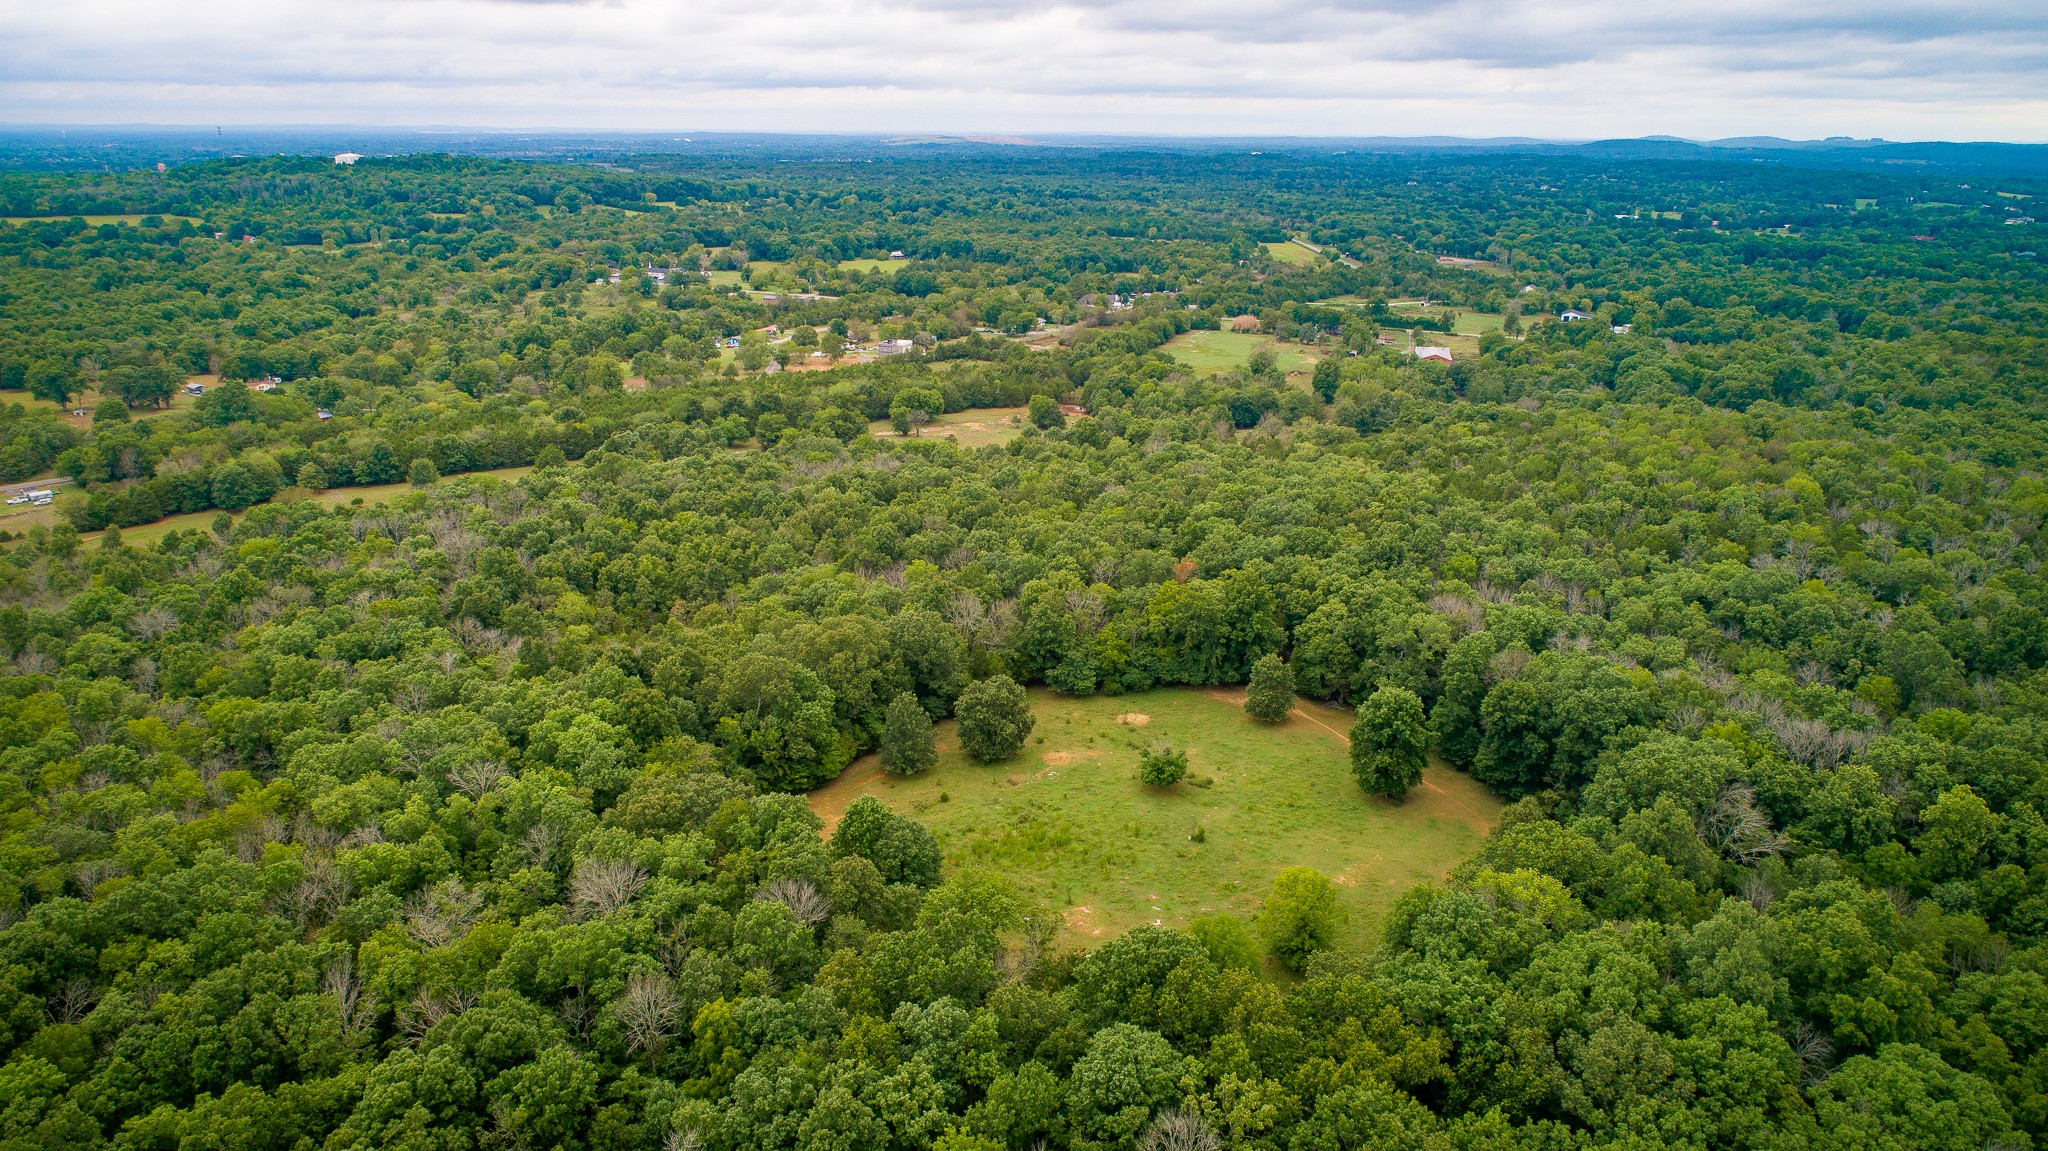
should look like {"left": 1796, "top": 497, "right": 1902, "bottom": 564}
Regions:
{"left": 0, "top": 143, "right": 2046, "bottom": 1151}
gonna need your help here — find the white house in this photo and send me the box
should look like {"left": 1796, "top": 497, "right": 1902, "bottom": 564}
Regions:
{"left": 874, "top": 339, "right": 916, "bottom": 356}
{"left": 1559, "top": 309, "right": 1592, "bottom": 322}
{"left": 1414, "top": 346, "right": 1454, "bottom": 364}
{"left": 333, "top": 153, "right": 362, "bottom": 166}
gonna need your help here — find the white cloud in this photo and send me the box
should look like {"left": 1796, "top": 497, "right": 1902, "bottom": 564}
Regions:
{"left": 0, "top": 0, "right": 2042, "bottom": 139}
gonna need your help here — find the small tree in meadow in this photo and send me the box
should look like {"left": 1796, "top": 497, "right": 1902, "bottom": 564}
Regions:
{"left": 955, "top": 674, "right": 1033, "bottom": 762}
{"left": 879, "top": 692, "right": 937, "bottom": 776}
{"left": 1138, "top": 744, "right": 1188, "bottom": 787}
{"left": 408, "top": 457, "right": 440, "bottom": 488}
{"left": 1245, "top": 655, "right": 1294, "bottom": 723}
{"left": 1352, "top": 685, "right": 1428, "bottom": 800}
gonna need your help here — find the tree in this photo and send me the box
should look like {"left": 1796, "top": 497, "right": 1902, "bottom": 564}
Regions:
{"left": 26, "top": 360, "right": 78, "bottom": 406}
{"left": 104, "top": 363, "right": 177, "bottom": 409}
{"left": 1430, "top": 631, "right": 1497, "bottom": 767}
{"left": 91, "top": 398, "right": 129, "bottom": 425}
{"left": 1065, "top": 1024, "right": 1192, "bottom": 1148}
{"left": 833, "top": 795, "right": 943, "bottom": 887}
{"left": 1028, "top": 394, "right": 1065, "bottom": 430}
{"left": 713, "top": 653, "right": 848, "bottom": 790}
{"left": 408, "top": 457, "right": 440, "bottom": 487}
{"left": 879, "top": 692, "right": 937, "bottom": 776}
{"left": 1138, "top": 744, "right": 1188, "bottom": 787}
{"left": 194, "top": 379, "right": 255, "bottom": 426}
{"left": 295, "top": 461, "right": 327, "bottom": 491}
{"left": 1245, "top": 654, "right": 1294, "bottom": 722}
{"left": 956, "top": 675, "right": 1033, "bottom": 762}
{"left": 1258, "top": 866, "right": 1339, "bottom": 971}
{"left": 1311, "top": 357, "right": 1341, "bottom": 402}
{"left": 209, "top": 462, "right": 266, "bottom": 510}
{"left": 890, "top": 387, "right": 944, "bottom": 436}
{"left": 1352, "top": 685, "right": 1428, "bottom": 799}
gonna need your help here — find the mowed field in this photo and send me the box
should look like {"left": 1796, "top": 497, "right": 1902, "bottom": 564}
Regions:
{"left": 837, "top": 258, "right": 909, "bottom": 274}
{"left": 809, "top": 687, "right": 1501, "bottom": 954}
{"left": 1389, "top": 303, "right": 1506, "bottom": 335}
{"left": 1262, "top": 240, "right": 1323, "bottom": 267}
{"left": 867, "top": 405, "right": 1029, "bottom": 448}
{"left": 1162, "top": 330, "right": 1322, "bottom": 376}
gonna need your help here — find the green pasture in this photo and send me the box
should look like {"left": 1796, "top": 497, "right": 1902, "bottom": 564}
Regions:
{"left": 1162, "top": 330, "right": 1321, "bottom": 375}
{"left": 809, "top": 687, "right": 1500, "bottom": 954}
{"left": 1263, "top": 241, "right": 1322, "bottom": 266}
{"left": 866, "top": 405, "right": 1029, "bottom": 448}
{"left": 838, "top": 258, "right": 910, "bottom": 273}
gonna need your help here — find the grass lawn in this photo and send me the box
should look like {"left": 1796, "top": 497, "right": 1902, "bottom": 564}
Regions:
{"left": 1162, "top": 330, "right": 1322, "bottom": 376}
{"left": 1263, "top": 241, "right": 1322, "bottom": 266}
{"left": 838, "top": 258, "right": 909, "bottom": 274}
{"left": 1387, "top": 304, "right": 1505, "bottom": 337}
{"left": 866, "top": 406, "right": 1030, "bottom": 449}
{"left": 809, "top": 687, "right": 1501, "bottom": 954}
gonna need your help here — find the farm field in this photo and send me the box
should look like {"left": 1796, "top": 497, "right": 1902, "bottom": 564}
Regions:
{"left": 837, "top": 257, "right": 909, "bottom": 273}
{"left": 866, "top": 405, "right": 1029, "bottom": 448}
{"left": 808, "top": 687, "right": 1501, "bottom": 954}
{"left": 1162, "top": 330, "right": 1321, "bottom": 375}
{"left": 1263, "top": 240, "right": 1322, "bottom": 266}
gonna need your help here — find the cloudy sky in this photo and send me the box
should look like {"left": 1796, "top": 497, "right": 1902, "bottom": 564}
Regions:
{"left": 2, "top": 0, "right": 2044, "bottom": 141}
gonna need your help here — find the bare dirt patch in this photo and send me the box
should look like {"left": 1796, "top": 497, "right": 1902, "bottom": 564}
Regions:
{"left": 1115, "top": 713, "right": 1152, "bottom": 726}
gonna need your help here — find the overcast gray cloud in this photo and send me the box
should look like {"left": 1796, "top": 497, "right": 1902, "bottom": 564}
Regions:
{"left": 0, "top": 0, "right": 2042, "bottom": 139}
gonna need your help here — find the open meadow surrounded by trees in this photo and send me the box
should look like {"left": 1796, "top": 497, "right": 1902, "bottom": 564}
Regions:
{"left": 0, "top": 141, "right": 2046, "bottom": 1150}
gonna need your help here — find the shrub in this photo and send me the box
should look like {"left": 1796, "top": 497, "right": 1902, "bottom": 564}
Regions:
{"left": 1138, "top": 744, "right": 1188, "bottom": 787}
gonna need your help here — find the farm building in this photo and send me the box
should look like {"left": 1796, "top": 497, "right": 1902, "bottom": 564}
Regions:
{"left": 1560, "top": 309, "right": 1592, "bottom": 322}
{"left": 333, "top": 153, "right": 361, "bottom": 165}
{"left": 1414, "top": 347, "right": 1454, "bottom": 364}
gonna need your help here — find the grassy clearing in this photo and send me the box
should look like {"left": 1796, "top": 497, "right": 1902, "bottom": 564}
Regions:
{"left": 1263, "top": 241, "right": 1322, "bottom": 267}
{"left": 1264, "top": 240, "right": 1322, "bottom": 266}
{"left": 809, "top": 687, "right": 1500, "bottom": 953}
{"left": 1162, "top": 330, "right": 1322, "bottom": 376}
{"left": 1, "top": 466, "right": 536, "bottom": 548}
{"left": 838, "top": 258, "right": 909, "bottom": 274}
{"left": 1387, "top": 304, "right": 1505, "bottom": 337}
{"left": 866, "top": 406, "right": 1029, "bottom": 449}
